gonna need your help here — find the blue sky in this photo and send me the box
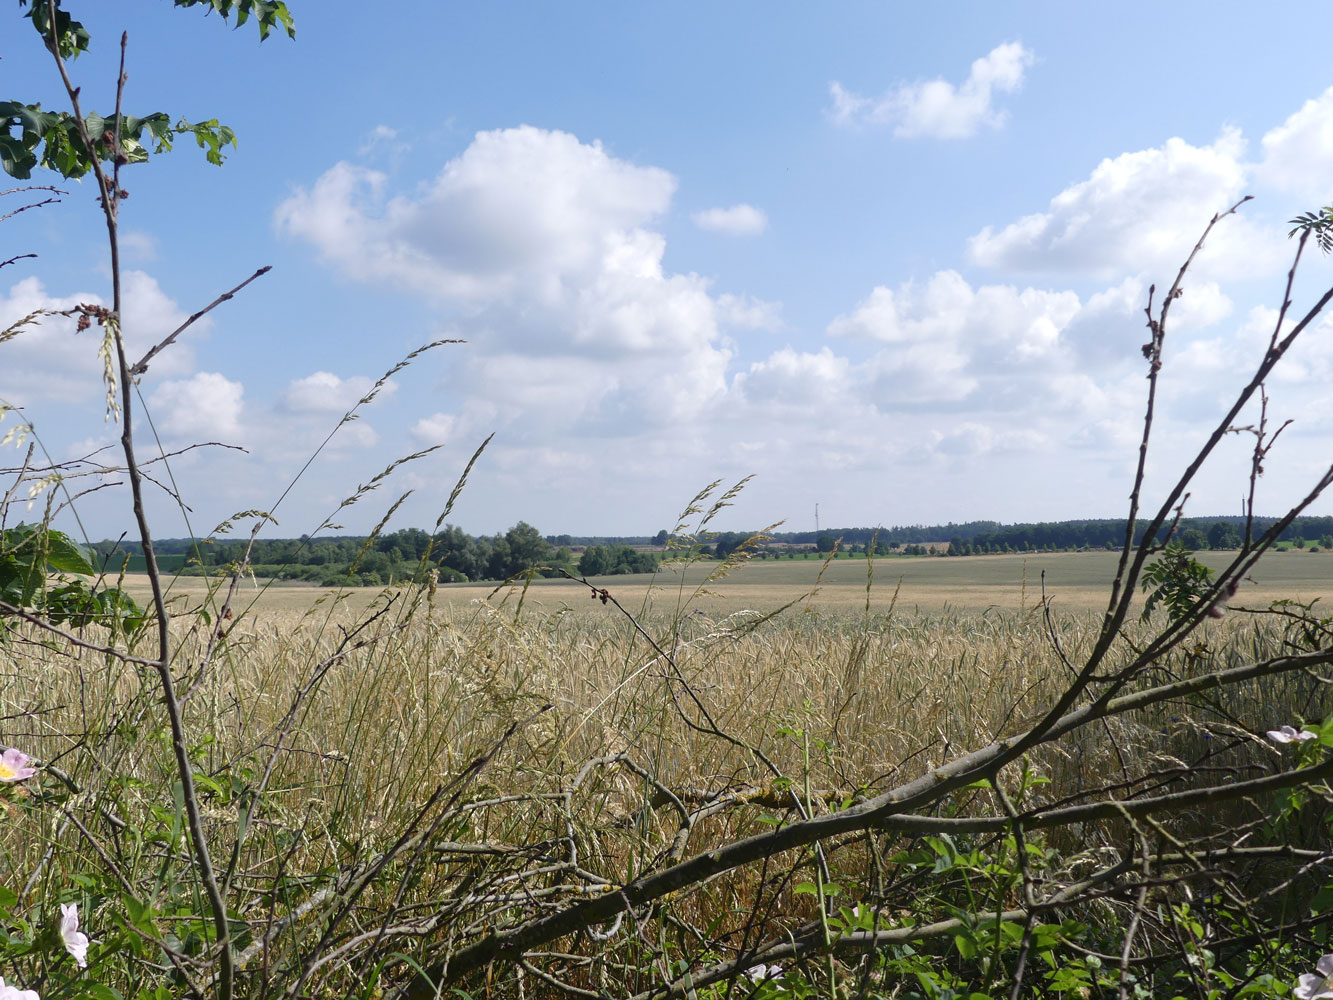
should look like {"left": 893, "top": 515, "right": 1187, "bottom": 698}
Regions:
{"left": 6, "top": 2, "right": 1333, "bottom": 542}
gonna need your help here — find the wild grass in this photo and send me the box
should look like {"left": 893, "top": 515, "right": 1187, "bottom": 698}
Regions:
{"left": 5, "top": 590, "right": 1326, "bottom": 995}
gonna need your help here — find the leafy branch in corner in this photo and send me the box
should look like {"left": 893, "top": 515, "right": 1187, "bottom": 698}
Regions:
{"left": 2, "top": 0, "right": 293, "bottom": 181}
{"left": 1289, "top": 206, "right": 1333, "bottom": 254}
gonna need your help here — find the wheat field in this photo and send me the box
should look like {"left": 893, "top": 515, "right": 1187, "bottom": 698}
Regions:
{"left": 5, "top": 548, "right": 1330, "bottom": 997}
{"left": 117, "top": 547, "right": 1333, "bottom": 618}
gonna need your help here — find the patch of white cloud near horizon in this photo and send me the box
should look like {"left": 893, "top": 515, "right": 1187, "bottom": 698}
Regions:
{"left": 827, "top": 270, "right": 1081, "bottom": 368}
{"left": 1225, "top": 305, "right": 1333, "bottom": 388}
{"left": 146, "top": 372, "right": 244, "bottom": 442}
{"left": 280, "top": 371, "right": 397, "bottom": 413}
{"left": 719, "top": 272, "right": 1116, "bottom": 464}
{"left": 931, "top": 422, "right": 1045, "bottom": 457}
{"left": 691, "top": 203, "right": 768, "bottom": 236}
{"left": 1257, "top": 86, "right": 1333, "bottom": 205}
{"left": 967, "top": 128, "right": 1285, "bottom": 281}
{"left": 731, "top": 347, "right": 853, "bottom": 408}
{"left": 802, "top": 267, "right": 1248, "bottom": 464}
{"left": 0, "top": 271, "right": 201, "bottom": 404}
{"left": 1163, "top": 306, "right": 1300, "bottom": 391}
{"left": 410, "top": 400, "right": 500, "bottom": 447}
{"left": 828, "top": 41, "right": 1034, "bottom": 138}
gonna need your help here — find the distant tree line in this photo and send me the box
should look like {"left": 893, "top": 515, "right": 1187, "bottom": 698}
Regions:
{"left": 762, "top": 516, "right": 1333, "bottom": 554}
{"left": 942, "top": 516, "right": 1333, "bottom": 556}
{"left": 91, "top": 523, "right": 664, "bottom": 587}
{"left": 91, "top": 515, "right": 1333, "bottom": 586}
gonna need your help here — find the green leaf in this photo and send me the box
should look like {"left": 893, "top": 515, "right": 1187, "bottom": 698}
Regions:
{"left": 0, "top": 134, "right": 37, "bottom": 179}
{"left": 170, "top": 0, "right": 296, "bottom": 40}
{"left": 954, "top": 934, "right": 977, "bottom": 959}
{"left": 24, "top": 1, "right": 92, "bottom": 59}
{"left": 1, "top": 100, "right": 235, "bottom": 180}
{"left": 44, "top": 530, "right": 96, "bottom": 575}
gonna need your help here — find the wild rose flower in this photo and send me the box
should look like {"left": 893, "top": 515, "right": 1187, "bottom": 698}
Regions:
{"left": 0, "top": 747, "right": 36, "bottom": 782}
{"left": 744, "top": 964, "right": 783, "bottom": 981}
{"left": 0, "top": 977, "right": 41, "bottom": 1000}
{"left": 1295, "top": 954, "right": 1333, "bottom": 1000}
{"left": 59, "top": 903, "right": 89, "bottom": 968}
{"left": 1267, "top": 725, "right": 1317, "bottom": 744}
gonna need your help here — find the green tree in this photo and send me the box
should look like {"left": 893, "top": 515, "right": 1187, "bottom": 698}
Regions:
{"left": 1179, "top": 527, "right": 1208, "bottom": 550}
{"left": 578, "top": 546, "right": 609, "bottom": 576}
{"left": 505, "top": 521, "right": 550, "bottom": 566}
{"left": 360, "top": 550, "right": 392, "bottom": 575}
{"left": 1207, "top": 520, "right": 1241, "bottom": 549}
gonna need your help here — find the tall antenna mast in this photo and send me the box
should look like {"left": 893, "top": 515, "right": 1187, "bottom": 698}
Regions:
{"left": 815, "top": 503, "right": 820, "bottom": 534}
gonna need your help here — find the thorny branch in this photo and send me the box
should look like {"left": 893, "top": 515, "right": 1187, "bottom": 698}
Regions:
{"left": 387, "top": 202, "right": 1333, "bottom": 998}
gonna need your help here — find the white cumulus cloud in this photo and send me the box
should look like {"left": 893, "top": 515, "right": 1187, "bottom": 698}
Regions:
{"left": 275, "top": 125, "right": 677, "bottom": 304}
{"left": 280, "top": 371, "right": 395, "bottom": 413}
{"left": 733, "top": 347, "right": 853, "bottom": 407}
{"left": 828, "top": 42, "right": 1034, "bottom": 138}
{"left": 828, "top": 270, "right": 1081, "bottom": 366}
{"left": 147, "top": 372, "right": 245, "bottom": 441}
{"left": 1257, "top": 86, "right": 1333, "bottom": 206}
{"left": 279, "top": 126, "right": 738, "bottom": 435}
{"left": 966, "top": 129, "right": 1282, "bottom": 280}
{"left": 0, "top": 271, "right": 202, "bottom": 405}
{"left": 691, "top": 203, "right": 768, "bottom": 236}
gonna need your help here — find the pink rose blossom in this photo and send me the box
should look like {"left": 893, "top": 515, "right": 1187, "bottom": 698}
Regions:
{"left": 0, "top": 747, "right": 36, "bottom": 782}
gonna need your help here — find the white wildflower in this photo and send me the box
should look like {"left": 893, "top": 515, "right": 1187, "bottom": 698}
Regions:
{"left": 1267, "top": 725, "right": 1317, "bottom": 744}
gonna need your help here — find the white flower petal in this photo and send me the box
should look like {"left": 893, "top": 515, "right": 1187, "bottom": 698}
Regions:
{"left": 58, "top": 903, "right": 89, "bottom": 968}
{"left": 0, "top": 977, "right": 42, "bottom": 1000}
